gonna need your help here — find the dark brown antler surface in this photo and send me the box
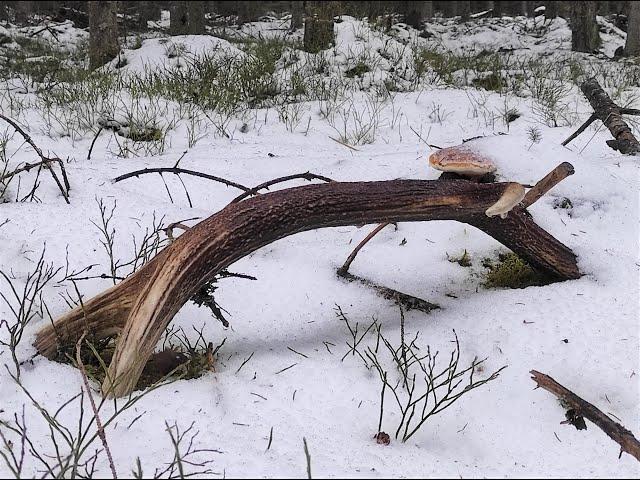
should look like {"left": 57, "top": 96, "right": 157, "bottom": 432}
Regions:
{"left": 34, "top": 180, "right": 580, "bottom": 397}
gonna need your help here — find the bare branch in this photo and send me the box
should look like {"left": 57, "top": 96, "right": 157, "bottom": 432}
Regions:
{"left": 112, "top": 167, "right": 250, "bottom": 192}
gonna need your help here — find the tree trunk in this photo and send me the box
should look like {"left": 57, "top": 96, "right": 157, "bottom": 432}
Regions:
{"left": 457, "top": 0, "right": 471, "bottom": 20}
{"left": 570, "top": 1, "right": 600, "bottom": 53}
{"left": 88, "top": 1, "right": 119, "bottom": 70}
{"left": 138, "top": 1, "right": 162, "bottom": 26}
{"left": 291, "top": 1, "right": 304, "bottom": 30}
{"left": 625, "top": 0, "right": 640, "bottom": 56}
{"left": 545, "top": 1, "right": 558, "bottom": 18}
{"left": 400, "top": 1, "right": 432, "bottom": 27}
{"left": 493, "top": 1, "right": 503, "bottom": 16}
{"left": 303, "top": 2, "right": 336, "bottom": 53}
{"left": 13, "top": 0, "right": 32, "bottom": 24}
{"left": 33, "top": 179, "right": 581, "bottom": 397}
{"left": 170, "top": 1, "right": 205, "bottom": 35}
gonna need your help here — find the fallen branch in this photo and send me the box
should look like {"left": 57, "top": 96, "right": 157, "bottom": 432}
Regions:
{"left": 0, "top": 113, "right": 70, "bottom": 203}
{"left": 530, "top": 370, "right": 640, "bottom": 462}
{"left": 561, "top": 113, "right": 597, "bottom": 147}
{"left": 565, "top": 78, "right": 640, "bottom": 154}
{"left": 34, "top": 180, "right": 580, "bottom": 397}
{"left": 337, "top": 269, "right": 439, "bottom": 314}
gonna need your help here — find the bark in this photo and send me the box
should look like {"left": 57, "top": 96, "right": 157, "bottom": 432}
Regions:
{"left": 88, "top": 1, "right": 119, "bottom": 70}
{"left": 545, "top": 1, "right": 558, "bottom": 18}
{"left": 400, "top": 1, "right": 432, "bottom": 27}
{"left": 170, "top": 1, "right": 205, "bottom": 35}
{"left": 625, "top": 0, "right": 640, "bottom": 56}
{"left": 569, "top": 1, "right": 600, "bottom": 53}
{"left": 580, "top": 78, "right": 640, "bottom": 154}
{"left": 33, "top": 180, "right": 581, "bottom": 397}
{"left": 290, "top": 1, "right": 304, "bottom": 30}
{"left": 303, "top": 3, "right": 336, "bottom": 53}
{"left": 457, "top": 0, "right": 471, "bottom": 20}
{"left": 138, "top": 1, "right": 162, "bottom": 26}
{"left": 530, "top": 370, "right": 640, "bottom": 462}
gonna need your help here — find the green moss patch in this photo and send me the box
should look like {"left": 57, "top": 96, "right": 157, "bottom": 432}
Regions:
{"left": 482, "top": 253, "right": 553, "bottom": 289}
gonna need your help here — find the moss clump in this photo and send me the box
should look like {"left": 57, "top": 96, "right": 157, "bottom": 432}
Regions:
{"left": 553, "top": 197, "right": 573, "bottom": 210}
{"left": 483, "top": 253, "right": 551, "bottom": 289}
{"left": 58, "top": 334, "right": 220, "bottom": 391}
{"left": 126, "top": 125, "right": 163, "bottom": 142}
{"left": 472, "top": 72, "right": 506, "bottom": 92}
{"left": 345, "top": 62, "right": 371, "bottom": 78}
{"left": 447, "top": 249, "right": 472, "bottom": 267}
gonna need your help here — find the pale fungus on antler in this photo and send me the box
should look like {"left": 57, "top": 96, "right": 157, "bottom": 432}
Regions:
{"left": 485, "top": 182, "right": 526, "bottom": 218}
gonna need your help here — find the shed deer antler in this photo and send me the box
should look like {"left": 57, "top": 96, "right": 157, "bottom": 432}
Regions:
{"left": 35, "top": 179, "right": 580, "bottom": 397}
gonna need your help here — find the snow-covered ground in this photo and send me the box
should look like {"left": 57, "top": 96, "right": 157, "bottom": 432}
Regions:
{"left": 0, "top": 13, "right": 639, "bottom": 478}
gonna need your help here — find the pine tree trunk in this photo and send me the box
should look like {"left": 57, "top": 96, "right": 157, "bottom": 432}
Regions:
{"left": 545, "top": 1, "right": 558, "bottom": 18}
{"left": 625, "top": 0, "right": 640, "bottom": 56}
{"left": 457, "top": 0, "right": 471, "bottom": 20}
{"left": 401, "top": 1, "right": 432, "bottom": 28}
{"left": 570, "top": 1, "right": 600, "bottom": 53}
{"left": 303, "top": 2, "right": 336, "bottom": 53}
{"left": 291, "top": 1, "right": 304, "bottom": 30}
{"left": 88, "top": 1, "right": 119, "bottom": 70}
{"left": 13, "top": 0, "right": 32, "bottom": 24}
{"left": 170, "top": 1, "right": 205, "bottom": 35}
{"left": 139, "top": 1, "right": 161, "bottom": 26}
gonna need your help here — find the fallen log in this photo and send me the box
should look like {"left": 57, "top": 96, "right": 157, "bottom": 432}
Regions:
{"left": 530, "top": 370, "right": 640, "bottom": 462}
{"left": 34, "top": 180, "right": 581, "bottom": 397}
{"left": 563, "top": 78, "right": 640, "bottom": 155}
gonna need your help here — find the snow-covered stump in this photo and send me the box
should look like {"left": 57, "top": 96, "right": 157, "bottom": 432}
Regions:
{"left": 34, "top": 179, "right": 581, "bottom": 398}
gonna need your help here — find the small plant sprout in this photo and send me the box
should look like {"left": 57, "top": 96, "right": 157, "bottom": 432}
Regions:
{"left": 526, "top": 125, "right": 542, "bottom": 150}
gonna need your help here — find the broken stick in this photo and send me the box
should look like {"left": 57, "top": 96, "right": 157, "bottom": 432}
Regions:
{"left": 530, "top": 370, "right": 640, "bottom": 462}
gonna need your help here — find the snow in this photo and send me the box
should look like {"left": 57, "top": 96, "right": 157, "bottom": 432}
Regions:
{"left": 0, "top": 13, "right": 639, "bottom": 479}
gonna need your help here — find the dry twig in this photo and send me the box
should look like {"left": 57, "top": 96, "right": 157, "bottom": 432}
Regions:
{"left": 0, "top": 113, "right": 70, "bottom": 203}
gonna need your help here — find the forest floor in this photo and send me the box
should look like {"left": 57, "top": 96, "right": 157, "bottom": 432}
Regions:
{"left": 0, "top": 11, "right": 639, "bottom": 478}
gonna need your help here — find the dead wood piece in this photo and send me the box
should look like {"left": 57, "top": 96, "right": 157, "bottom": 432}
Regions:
{"left": 33, "top": 180, "right": 580, "bottom": 397}
{"left": 337, "top": 269, "right": 439, "bottom": 314}
{"left": 572, "top": 78, "right": 640, "bottom": 155}
{"left": 561, "top": 113, "right": 597, "bottom": 147}
{"left": 530, "top": 370, "right": 640, "bottom": 462}
{"left": 521, "top": 162, "right": 575, "bottom": 209}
